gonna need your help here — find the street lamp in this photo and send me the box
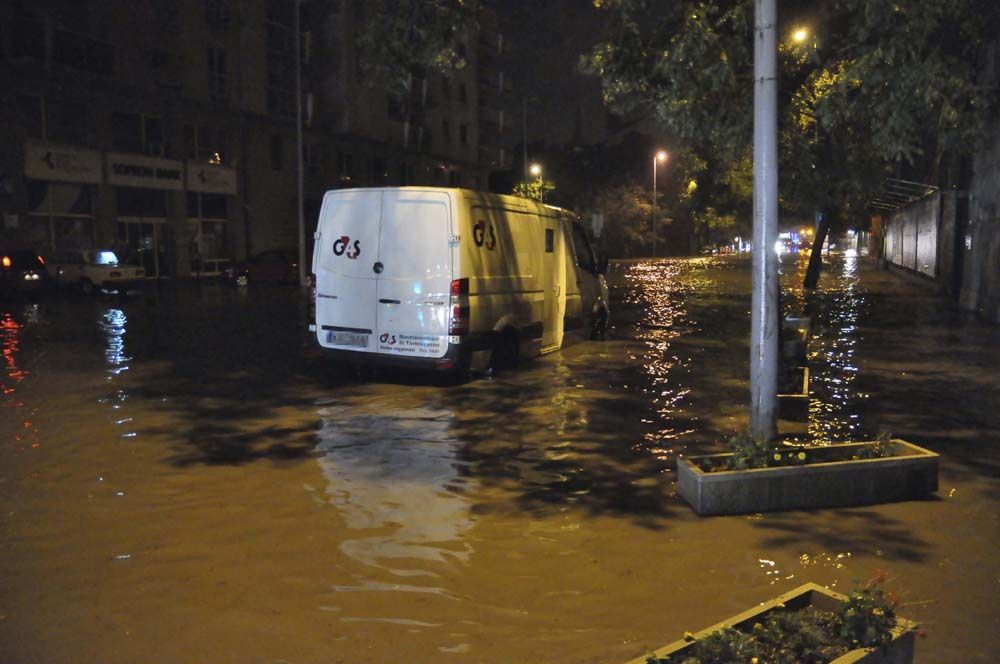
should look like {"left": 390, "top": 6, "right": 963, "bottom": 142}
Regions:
{"left": 529, "top": 162, "right": 543, "bottom": 203}
{"left": 652, "top": 150, "right": 668, "bottom": 257}
{"left": 792, "top": 27, "right": 809, "bottom": 43}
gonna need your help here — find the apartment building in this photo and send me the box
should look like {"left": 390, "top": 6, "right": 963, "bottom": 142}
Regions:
{"left": 0, "top": 0, "right": 512, "bottom": 278}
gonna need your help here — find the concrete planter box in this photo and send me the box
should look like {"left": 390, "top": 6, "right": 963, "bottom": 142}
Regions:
{"left": 677, "top": 439, "right": 938, "bottom": 516}
{"left": 778, "top": 365, "right": 810, "bottom": 421}
{"left": 625, "top": 582, "right": 917, "bottom": 664}
{"left": 782, "top": 316, "right": 810, "bottom": 363}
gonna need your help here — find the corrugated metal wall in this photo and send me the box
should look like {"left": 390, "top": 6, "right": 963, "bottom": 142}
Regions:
{"left": 885, "top": 193, "right": 939, "bottom": 277}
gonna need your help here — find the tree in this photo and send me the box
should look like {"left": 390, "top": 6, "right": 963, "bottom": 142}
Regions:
{"left": 589, "top": 184, "right": 655, "bottom": 257}
{"left": 584, "top": 0, "right": 1000, "bottom": 281}
{"left": 354, "top": 0, "right": 477, "bottom": 95}
{"left": 512, "top": 178, "right": 556, "bottom": 203}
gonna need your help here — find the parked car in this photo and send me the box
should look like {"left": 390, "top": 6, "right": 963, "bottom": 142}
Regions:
{"left": 46, "top": 249, "right": 146, "bottom": 295}
{"left": 223, "top": 247, "right": 302, "bottom": 286}
{"left": 1, "top": 249, "right": 51, "bottom": 298}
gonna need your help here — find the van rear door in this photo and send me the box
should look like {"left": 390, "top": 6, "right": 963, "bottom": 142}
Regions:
{"left": 315, "top": 190, "right": 382, "bottom": 352}
{"left": 374, "top": 190, "right": 452, "bottom": 359}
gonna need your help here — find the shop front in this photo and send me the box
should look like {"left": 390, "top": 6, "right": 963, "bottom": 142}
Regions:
{"left": 185, "top": 163, "right": 237, "bottom": 276}
{"left": 19, "top": 140, "right": 101, "bottom": 255}
{"left": 108, "top": 152, "right": 183, "bottom": 278}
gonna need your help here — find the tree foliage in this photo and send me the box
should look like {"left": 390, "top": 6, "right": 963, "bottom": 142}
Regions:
{"left": 512, "top": 178, "right": 556, "bottom": 202}
{"left": 590, "top": 184, "right": 655, "bottom": 258}
{"left": 584, "top": 0, "right": 1000, "bottom": 226}
{"left": 355, "top": 0, "right": 478, "bottom": 95}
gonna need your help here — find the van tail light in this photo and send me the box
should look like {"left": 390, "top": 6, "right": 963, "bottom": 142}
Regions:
{"left": 37, "top": 255, "right": 45, "bottom": 265}
{"left": 448, "top": 278, "right": 469, "bottom": 336}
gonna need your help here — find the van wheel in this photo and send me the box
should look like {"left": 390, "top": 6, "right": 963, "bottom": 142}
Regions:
{"left": 590, "top": 309, "right": 608, "bottom": 340}
{"left": 487, "top": 331, "right": 519, "bottom": 377}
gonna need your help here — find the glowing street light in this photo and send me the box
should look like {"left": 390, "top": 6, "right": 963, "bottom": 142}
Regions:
{"left": 529, "top": 163, "right": 544, "bottom": 203}
{"left": 652, "top": 150, "right": 668, "bottom": 257}
{"left": 792, "top": 27, "right": 809, "bottom": 43}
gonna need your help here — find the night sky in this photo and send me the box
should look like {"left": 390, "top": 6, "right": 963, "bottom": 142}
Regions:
{"left": 501, "top": 0, "right": 610, "bottom": 146}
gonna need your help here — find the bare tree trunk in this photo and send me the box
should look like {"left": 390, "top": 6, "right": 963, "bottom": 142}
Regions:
{"left": 803, "top": 213, "right": 830, "bottom": 289}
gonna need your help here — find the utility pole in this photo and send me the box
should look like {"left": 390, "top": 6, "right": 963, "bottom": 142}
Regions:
{"left": 522, "top": 98, "right": 529, "bottom": 182}
{"left": 295, "top": 0, "right": 307, "bottom": 287}
{"left": 750, "top": 0, "right": 779, "bottom": 441}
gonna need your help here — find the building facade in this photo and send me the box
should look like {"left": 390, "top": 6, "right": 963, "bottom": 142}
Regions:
{"left": 0, "top": 0, "right": 512, "bottom": 278}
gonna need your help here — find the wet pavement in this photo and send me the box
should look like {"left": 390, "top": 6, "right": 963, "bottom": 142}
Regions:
{"left": 1, "top": 254, "right": 998, "bottom": 663}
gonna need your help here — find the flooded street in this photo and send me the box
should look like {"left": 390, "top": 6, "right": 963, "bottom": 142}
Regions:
{"left": 2, "top": 255, "right": 999, "bottom": 663}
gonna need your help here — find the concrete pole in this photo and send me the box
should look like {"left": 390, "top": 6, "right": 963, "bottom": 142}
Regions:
{"left": 522, "top": 99, "right": 529, "bottom": 182}
{"left": 750, "top": 0, "right": 779, "bottom": 441}
{"left": 295, "top": 0, "right": 307, "bottom": 287}
{"left": 652, "top": 156, "right": 657, "bottom": 258}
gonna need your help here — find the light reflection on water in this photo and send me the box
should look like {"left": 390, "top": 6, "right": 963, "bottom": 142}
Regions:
{"left": 100, "top": 308, "right": 130, "bottom": 374}
{"left": 314, "top": 406, "right": 473, "bottom": 586}
{"left": 804, "top": 254, "right": 867, "bottom": 442}
{"left": 1, "top": 311, "right": 28, "bottom": 394}
{"left": 620, "top": 261, "right": 696, "bottom": 454}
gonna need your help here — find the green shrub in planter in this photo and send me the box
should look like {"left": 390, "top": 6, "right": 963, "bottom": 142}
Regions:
{"left": 648, "top": 576, "right": 905, "bottom": 664}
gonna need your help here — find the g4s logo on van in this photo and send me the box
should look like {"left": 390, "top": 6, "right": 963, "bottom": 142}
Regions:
{"left": 333, "top": 236, "right": 361, "bottom": 259}
{"left": 379, "top": 332, "right": 396, "bottom": 345}
{"left": 473, "top": 220, "right": 497, "bottom": 250}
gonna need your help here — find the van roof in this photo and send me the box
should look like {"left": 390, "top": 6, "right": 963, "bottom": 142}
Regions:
{"left": 320, "top": 186, "right": 576, "bottom": 219}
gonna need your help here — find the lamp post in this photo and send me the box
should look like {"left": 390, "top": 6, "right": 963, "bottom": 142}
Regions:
{"left": 529, "top": 162, "right": 543, "bottom": 203}
{"left": 295, "top": 0, "right": 306, "bottom": 287}
{"left": 652, "top": 150, "right": 667, "bottom": 257}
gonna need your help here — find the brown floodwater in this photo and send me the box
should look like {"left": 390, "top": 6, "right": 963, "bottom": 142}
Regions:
{"left": 2, "top": 254, "right": 998, "bottom": 663}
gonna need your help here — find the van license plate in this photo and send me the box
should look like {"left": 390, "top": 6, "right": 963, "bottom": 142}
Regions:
{"left": 327, "top": 331, "right": 368, "bottom": 348}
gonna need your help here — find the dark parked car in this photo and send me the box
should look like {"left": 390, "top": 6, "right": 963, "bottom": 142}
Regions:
{"left": 1, "top": 250, "right": 51, "bottom": 298}
{"left": 223, "top": 247, "right": 302, "bottom": 287}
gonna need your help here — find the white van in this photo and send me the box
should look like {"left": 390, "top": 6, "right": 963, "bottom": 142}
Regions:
{"left": 309, "top": 187, "right": 609, "bottom": 374}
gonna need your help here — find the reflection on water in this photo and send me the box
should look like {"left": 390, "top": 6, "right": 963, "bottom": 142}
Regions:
{"left": 620, "top": 261, "right": 695, "bottom": 455}
{"left": 1, "top": 312, "right": 27, "bottom": 394}
{"left": 314, "top": 406, "right": 473, "bottom": 579}
{"left": 100, "top": 308, "right": 130, "bottom": 374}
{"left": 804, "top": 254, "right": 867, "bottom": 442}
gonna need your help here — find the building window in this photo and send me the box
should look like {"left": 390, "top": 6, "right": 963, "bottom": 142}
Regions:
{"left": 152, "top": 0, "right": 180, "bottom": 34}
{"left": 459, "top": 83, "right": 467, "bottom": 104}
{"left": 205, "top": 0, "right": 231, "bottom": 28}
{"left": 371, "top": 157, "right": 387, "bottom": 184}
{"left": 208, "top": 47, "right": 227, "bottom": 102}
{"left": 187, "top": 192, "right": 228, "bottom": 219}
{"left": 112, "top": 112, "right": 163, "bottom": 155}
{"left": 459, "top": 124, "right": 468, "bottom": 146}
{"left": 184, "top": 125, "right": 227, "bottom": 163}
{"left": 24, "top": 182, "right": 96, "bottom": 253}
{"left": 270, "top": 136, "right": 283, "bottom": 170}
{"left": 336, "top": 152, "right": 355, "bottom": 183}
{"left": 305, "top": 143, "right": 327, "bottom": 175}
{"left": 266, "top": 7, "right": 296, "bottom": 119}
{"left": 441, "top": 119, "right": 451, "bottom": 145}
{"left": 52, "top": 29, "right": 114, "bottom": 76}
{"left": 441, "top": 77, "right": 451, "bottom": 100}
